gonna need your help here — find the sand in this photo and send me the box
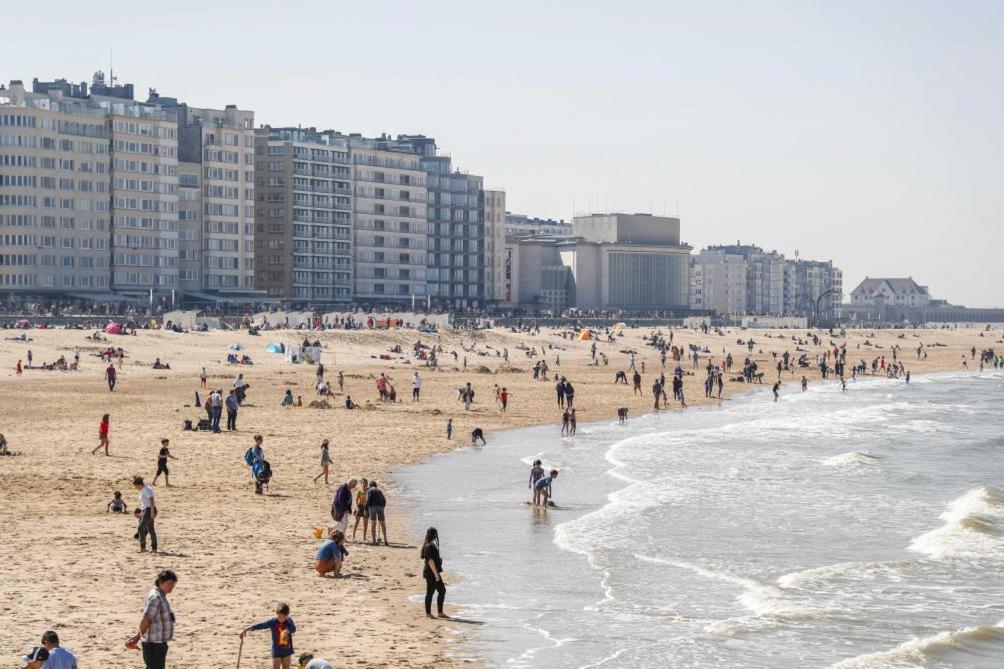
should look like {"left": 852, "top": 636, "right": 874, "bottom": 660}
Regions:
{"left": 0, "top": 322, "right": 997, "bottom": 667}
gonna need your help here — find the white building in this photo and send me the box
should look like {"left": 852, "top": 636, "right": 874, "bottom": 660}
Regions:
{"left": 690, "top": 249, "right": 747, "bottom": 315}
{"left": 850, "top": 277, "right": 930, "bottom": 308}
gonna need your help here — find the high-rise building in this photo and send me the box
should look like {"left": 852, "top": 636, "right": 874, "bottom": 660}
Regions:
{"left": 350, "top": 136, "right": 428, "bottom": 302}
{"left": 155, "top": 94, "right": 256, "bottom": 297}
{"left": 0, "top": 79, "right": 113, "bottom": 296}
{"left": 253, "top": 126, "right": 353, "bottom": 303}
{"left": 109, "top": 103, "right": 179, "bottom": 293}
{"left": 483, "top": 189, "right": 507, "bottom": 305}
{"left": 393, "top": 135, "right": 486, "bottom": 308}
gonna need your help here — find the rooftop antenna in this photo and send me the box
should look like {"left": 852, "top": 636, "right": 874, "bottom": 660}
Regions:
{"left": 109, "top": 50, "right": 117, "bottom": 86}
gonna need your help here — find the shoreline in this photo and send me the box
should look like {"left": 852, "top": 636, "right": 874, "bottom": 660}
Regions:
{"left": 0, "top": 325, "right": 995, "bottom": 666}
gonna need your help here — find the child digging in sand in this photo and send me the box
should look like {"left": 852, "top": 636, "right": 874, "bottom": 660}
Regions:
{"left": 241, "top": 603, "right": 298, "bottom": 669}
{"left": 315, "top": 530, "right": 347, "bottom": 577}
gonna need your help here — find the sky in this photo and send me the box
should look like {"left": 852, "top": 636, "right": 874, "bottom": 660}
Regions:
{"left": 5, "top": 0, "right": 1003, "bottom": 305}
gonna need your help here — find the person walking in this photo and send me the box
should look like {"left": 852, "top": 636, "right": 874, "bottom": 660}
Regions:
{"left": 199, "top": 366, "right": 207, "bottom": 388}
{"left": 421, "top": 527, "right": 447, "bottom": 619}
{"left": 128, "top": 570, "right": 177, "bottom": 669}
{"left": 313, "top": 439, "right": 332, "bottom": 484}
{"left": 445, "top": 418, "right": 453, "bottom": 440}
{"left": 337, "top": 371, "right": 344, "bottom": 394}
{"left": 366, "top": 480, "right": 388, "bottom": 546}
{"left": 225, "top": 389, "right": 239, "bottom": 431}
{"left": 105, "top": 363, "right": 117, "bottom": 391}
{"left": 92, "top": 414, "right": 111, "bottom": 455}
{"left": 133, "top": 476, "right": 157, "bottom": 553}
{"left": 151, "top": 438, "right": 177, "bottom": 487}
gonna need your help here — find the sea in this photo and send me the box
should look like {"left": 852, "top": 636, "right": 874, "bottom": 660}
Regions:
{"left": 395, "top": 371, "right": 1004, "bottom": 668}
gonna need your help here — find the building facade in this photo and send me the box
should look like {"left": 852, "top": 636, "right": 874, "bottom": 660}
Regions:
{"left": 690, "top": 249, "right": 747, "bottom": 315}
{"left": 253, "top": 126, "right": 353, "bottom": 303}
{"left": 704, "top": 244, "right": 785, "bottom": 315}
{"left": 850, "top": 277, "right": 929, "bottom": 308}
{"left": 483, "top": 189, "right": 507, "bottom": 305}
{"left": 0, "top": 79, "right": 113, "bottom": 296}
{"left": 505, "top": 212, "right": 572, "bottom": 238}
{"left": 350, "top": 136, "right": 428, "bottom": 302}
{"left": 783, "top": 259, "right": 843, "bottom": 319}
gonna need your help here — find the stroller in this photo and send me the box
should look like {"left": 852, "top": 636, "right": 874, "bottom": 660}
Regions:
{"left": 252, "top": 460, "right": 272, "bottom": 495}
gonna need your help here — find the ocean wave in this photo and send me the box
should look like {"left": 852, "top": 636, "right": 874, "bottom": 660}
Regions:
{"left": 634, "top": 554, "right": 827, "bottom": 618}
{"left": 777, "top": 558, "right": 918, "bottom": 588}
{"left": 822, "top": 451, "right": 881, "bottom": 467}
{"left": 908, "top": 486, "right": 1004, "bottom": 558}
{"left": 829, "top": 620, "right": 1004, "bottom": 668}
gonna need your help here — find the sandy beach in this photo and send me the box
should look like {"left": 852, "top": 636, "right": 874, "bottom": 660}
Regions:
{"left": 0, "top": 322, "right": 996, "bottom": 667}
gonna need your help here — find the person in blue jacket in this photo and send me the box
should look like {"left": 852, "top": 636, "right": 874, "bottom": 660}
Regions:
{"left": 241, "top": 603, "right": 297, "bottom": 669}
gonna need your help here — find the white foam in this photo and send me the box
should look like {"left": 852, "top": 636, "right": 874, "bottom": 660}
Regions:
{"left": 822, "top": 451, "right": 881, "bottom": 467}
{"left": 829, "top": 620, "right": 1004, "bottom": 668}
{"left": 908, "top": 486, "right": 1004, "bottom": 559}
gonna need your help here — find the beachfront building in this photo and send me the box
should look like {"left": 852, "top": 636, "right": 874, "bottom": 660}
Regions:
{"left": 392, "top": 135, "right": 487, "bottom": 309}
{"left": 0, "top": 79, "right": 113, "bottom": 297}
{"left": 155, "top": 98, "right": 256, "bottom": 299}
{"left": 350, "top": 136, "right": 428, "bottom": 303}
{"left": 483, "top": 189, "right": 507, "bottom": 305}
{"left": 253, "top": 127, "right": 353, "bottom": 303}
{"left": 506, "top": 213, "right": 691, "bottom": 311}
{"left": 783, "top": 259, "right": 843, "bottom": 320}
{"left": 703, "top": 244, "right": 785, "bottom": 315}
{"left": 689, "top": 249, "right": 748, "bottom": 316}
{"left": 108, "top": 100, "right": 179, "bottom": 294}
{"left": 849, "top": 277, "right": 930, "bottom": 308}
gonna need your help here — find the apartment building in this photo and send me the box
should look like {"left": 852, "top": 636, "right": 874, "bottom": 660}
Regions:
{"left": 483, "top": 189, "right": 507, "bottom": 305}
{"left": 176, "top": 162, "right": 201, "bottom": 291}
{"left": 155, "top": 95, "right": 256, "bottom": 296}
{"left": 783, "top": 259, "right": 843, "bottom": 319}
{"left": 0, "top": 80, "right": 112, "bottom": 296}
{"left": 350, "top": 136, "right": 427, "bottom": 302}
{"left": 253, "top": 126, "right": 353, "bottom": 303}
{"left": 690, "top": 249, "right": 747, "bottom": 315}
{"left": 705, "top": 244, "right": 786, "bottom": 315}
{"left": 505, "top": 213, "right": 572, "bottom": 239}
{"left": 109, "top": 104, "right": 179, "bottom": 292}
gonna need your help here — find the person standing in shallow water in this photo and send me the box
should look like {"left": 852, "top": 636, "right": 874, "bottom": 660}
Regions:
{"left": 421, "top": 527, "right": 448, "bottom": 619}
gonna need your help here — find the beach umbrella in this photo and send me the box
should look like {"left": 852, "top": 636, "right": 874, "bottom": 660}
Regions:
{"left": 265, "top": 343, "right": 282, "bottom": 353}
{"left": 578, "top": 329, "right": 591, "bottom": 341}
{"left": 612, "top": 322, "right": 627, "bottom": 331}
{"left": 104, "top": 322, "right": 122, "bottom": 335}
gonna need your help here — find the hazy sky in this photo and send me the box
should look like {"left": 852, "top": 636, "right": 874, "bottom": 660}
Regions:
{"left": 6, "top": 1, "right": 1003, "bottom": 305}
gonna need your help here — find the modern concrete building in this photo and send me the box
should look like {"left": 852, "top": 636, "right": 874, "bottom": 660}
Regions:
{"left": 483, "top": 189, "right": 507, "bottom": 305}
{"left": 505, "top": 213, "right": 691, "bottom": 311}
{"left": 253, "top": 126, "right": 353, "bottom": 303}
{"left": 690, "top": 249, "right": 747, "bottom": 315}
{"left": 0, "top": 79, "right": 113, "bottom": 297}
{"left": 350, "top": 136, "right": 428, "bottom": 302}
{"left": 849, "top": 277, "right": 929, "bottom": 308}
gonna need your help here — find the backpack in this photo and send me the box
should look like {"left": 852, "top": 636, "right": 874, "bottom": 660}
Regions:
{"left": 244, "top": 448, "right": 254, "bottom": 466}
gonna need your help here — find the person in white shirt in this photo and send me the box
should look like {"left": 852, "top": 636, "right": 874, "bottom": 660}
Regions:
{"left": 298, "top": 653, "right": 333, "bottom": 669}
{"left": 411, "top": 372, "right": 422, "bottom": 402}
{"left": 133, "top": 476, "right": 157, "bottom": 553}
{"left": 40, "top": 631, "right": 77, "bottom": 669}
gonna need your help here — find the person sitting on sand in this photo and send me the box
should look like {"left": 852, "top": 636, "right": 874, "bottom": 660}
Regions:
{"left": 344, "top": 396, "right": 356, "bottom": 409}
{"left": 282, "top": 389, "right": 294, "bottom": 406}
{"left": 107, "top": 490, "right": 128, "bottom": 513}
{"left": 315, "top": 529, "right": 347, "bottom": 577}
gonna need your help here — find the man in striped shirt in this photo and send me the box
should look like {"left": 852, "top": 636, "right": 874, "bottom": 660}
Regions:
{"left": 128, "top": 570, "right": 176, "bottom": 669}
